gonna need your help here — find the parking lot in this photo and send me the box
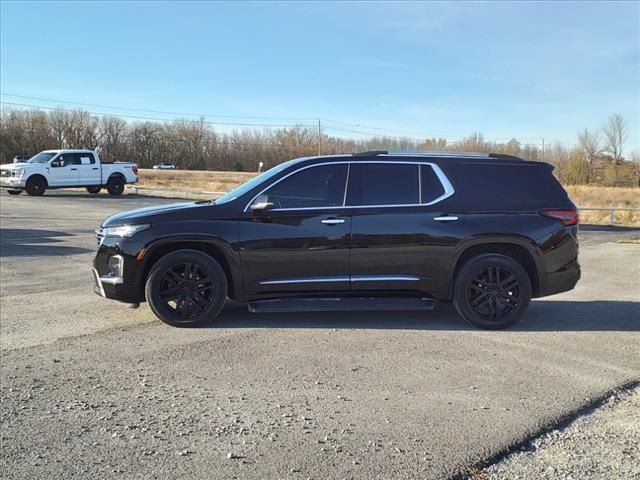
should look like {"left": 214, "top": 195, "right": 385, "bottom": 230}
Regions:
{"left": 1, "top": 190, "right": 639, "bottom": 479}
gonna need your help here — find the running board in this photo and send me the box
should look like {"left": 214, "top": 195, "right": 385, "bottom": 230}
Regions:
{"left": 248, "top": 297, "right": 436, "bottom": 314}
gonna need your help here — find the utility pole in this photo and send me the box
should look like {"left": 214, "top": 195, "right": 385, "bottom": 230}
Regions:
{"left": 541, "top": 138, "right": 545, "bottom": 161}
{"left": 317, "top": 119, "right": 322, "bottom": 156}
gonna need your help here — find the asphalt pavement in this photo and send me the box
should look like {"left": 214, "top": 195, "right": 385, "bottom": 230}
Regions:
{"left": 1, "top": 189, "right": 639, "bottom": 479}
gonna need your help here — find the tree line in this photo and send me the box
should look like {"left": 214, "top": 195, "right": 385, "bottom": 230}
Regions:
{"left": 1, "top": 108, "right": 637, "bottom": 186}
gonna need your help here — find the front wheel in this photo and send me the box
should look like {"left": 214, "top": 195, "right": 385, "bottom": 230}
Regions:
{"left": 86, "top": 186, "right": 101, "bottom": 194}
{"left": 453, "top": 254, "right": 531, "bottom": 330}
{"left": 106, "top": 177, "right": 125, "bottom": 196}
{"left": 25, "top": 176, "right": 46, "bottom": 196}
{"left": 7, "top": 189, "right": 22, "bottom": 195}
{"left": 145, "top": 250, "right": 228, "bottom": 327}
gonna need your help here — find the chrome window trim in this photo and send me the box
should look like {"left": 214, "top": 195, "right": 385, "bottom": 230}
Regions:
{"left": 243, "top": 160, "right": 455, "bottom": 213}
{"left": 418, "top": 164, "right": 422, "bottom": 204}
{"left": 342, "top": 163, "right": 351, "bottom": 207}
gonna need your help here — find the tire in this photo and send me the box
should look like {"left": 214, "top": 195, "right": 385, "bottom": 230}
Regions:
{"left": 25, "top": 176, "right": 46, "bottom": 196}
{"left": 86, "top": 186, "right": 101, "bottom": 194}
{"left": 106, "top": 176, "right": 125, "bottom": 196}
{"left": 453, "top": 254, "right": 531, "bottom": 330}
{"left": 145, "top": 249, "right": 228, "bottom": 327}
{"left": 7, "top": 189, "right": 22, "bottom": 195}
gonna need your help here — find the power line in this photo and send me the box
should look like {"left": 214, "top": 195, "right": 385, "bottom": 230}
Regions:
{"left": 0, "top": 93, "right": 315, "bottom": 122}
{"left": 1, "top": 100, "right": 547, "bottom": 148}
{"left": 1, "top": 92, "right": 543, "bottom": 142}
{"left": 0, "top": 101, "right": 313, "bottom": 128}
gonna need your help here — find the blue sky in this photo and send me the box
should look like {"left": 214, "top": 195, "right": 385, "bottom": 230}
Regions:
{"left": 1, "top": 1, "right": 639, "bottom": 150}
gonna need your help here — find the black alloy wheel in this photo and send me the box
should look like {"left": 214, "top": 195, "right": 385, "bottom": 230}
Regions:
{"left": 107, "top": 177, "right": 125, "bottom": 195}
{"left": 453, "top": 254, "right": 531, "bottom": 330}
{"left": 26, "top": 176, "right": 46, "bottom": 196}
{"left": 466, "top": 266, "right": 522, "bottom": 320}
{"left": 146, "top": 250, "right": 227, "bottom": 327}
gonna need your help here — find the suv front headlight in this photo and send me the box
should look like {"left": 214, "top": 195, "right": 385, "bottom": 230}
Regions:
{"left": 12, "top": 169, "right": 24, "bottom": 177}
{"left": 102, "top": 224, "right": 150, "bottom": 238}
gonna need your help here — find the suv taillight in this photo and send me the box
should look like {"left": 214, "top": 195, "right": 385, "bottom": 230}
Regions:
{"left": 540, "top": 209, "right": 579, "bottom": 226}
{"left": 132, "top": 165, "right": 138, "bottom": 175}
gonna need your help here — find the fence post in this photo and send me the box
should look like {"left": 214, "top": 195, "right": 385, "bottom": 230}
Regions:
{"left": 609, "top": 209, "right": 614, "bottom": 226}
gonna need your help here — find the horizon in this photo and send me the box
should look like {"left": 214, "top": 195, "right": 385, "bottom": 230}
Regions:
{"left": 1, "top": 1, "right": 639, "bottom": 152}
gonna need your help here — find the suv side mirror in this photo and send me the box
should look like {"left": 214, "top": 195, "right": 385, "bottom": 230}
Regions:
{"left": 249, "top": 194, "right": 274, "bottom": 212}
{"left": 250, "top": 201, "right": 274, "bottom": 211}
{"left": 51, "top": 159, "right": 62, "bottom": 168}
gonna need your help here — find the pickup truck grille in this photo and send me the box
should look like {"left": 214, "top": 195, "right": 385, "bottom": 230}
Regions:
{"left": 95, "top": 228, "right": 105, "bottom": 247}
{"left": 0, "top": 170, "right": 10, "bottom": 177}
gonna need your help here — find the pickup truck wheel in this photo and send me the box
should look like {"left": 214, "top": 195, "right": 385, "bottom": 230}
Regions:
{"left": 7, "top": 189, "right": 22, "bottom": 195}
{"left": 86, "top": 186, "right": 101, "bottom": 194}
{"left": 106, "top": 177, "right": 125, "bottom": 196}
{"left": 26, "top": 176, "right": 46, "bottom": 196}
{"left": 145, "top": 250, "right": 228, "bottom": 327}
{"left": 453, "top": 254, "right": 531, "bottom": 330}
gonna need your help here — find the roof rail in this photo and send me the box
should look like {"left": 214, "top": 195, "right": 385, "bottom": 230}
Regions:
{"left": 382, "top": 151, "right": 491, "bottom": 158}
{"left": 487, "top": 153, "right": 524, "bottom": 161}
{"left": 353, "top": 150, "right": 388, "bottom": 157}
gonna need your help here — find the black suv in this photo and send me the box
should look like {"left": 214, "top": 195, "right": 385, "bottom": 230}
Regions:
{"left": 93, "top": 151, "right": 580, "bottom": 329}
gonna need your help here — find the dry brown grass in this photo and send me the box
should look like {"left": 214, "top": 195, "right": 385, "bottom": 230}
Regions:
{"left": 137, "top": 169, "right": 640, "bottom": 226}
{"left": 138, "top": 169, "right": 256, "bottom": 194}
{"left": 566, "top": 185, "right": 640, "bottom": 226}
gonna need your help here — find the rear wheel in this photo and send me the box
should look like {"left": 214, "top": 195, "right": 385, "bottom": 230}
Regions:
{"left": 7, "top": 189, "right": 22, "bottom": 195}
{"left": 86, "top": 186, "right": 101, "bottom": 194}
{"left": 145, "top": 250, "right": 228, "bottom": 327}
{"left": 106, "top": 177, "right": 125, "bottom": 196}
{"left": 453, "top": 254, "right": 531, "bottom": 330}
{"left": 25, "top": 176, "right": 46, "bottom": 196}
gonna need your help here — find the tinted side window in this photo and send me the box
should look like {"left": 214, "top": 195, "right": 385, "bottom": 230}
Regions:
{"left": 348, "top": 163, "right": 419, "bottom": 206}
{"left": 447, "top": 163, "right": 569, "bottom": 211}
{"left": 420, "top": 165, "right": 445, "bottom": 203}
{"left": 263, "top": 164, "right": 348, "bottom": 209}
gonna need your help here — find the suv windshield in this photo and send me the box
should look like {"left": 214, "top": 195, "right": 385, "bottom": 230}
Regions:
{"left": 214, "top": 159, "right": 299, "bottom": 205}
{"left": 28, "top": 152, "right": 57, "bottom": 164}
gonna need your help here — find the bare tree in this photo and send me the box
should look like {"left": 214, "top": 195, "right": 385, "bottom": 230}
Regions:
{"left": 99, "top": 116, "right": 128, "bottom": 161}
{"left": 602, "top": 114, "right": 627, "bottom": 164}
{"left": 630, "top": 150, "right": 640, "bottom": 187}
{"left": 577, "top": 128, "right": 601, "bottom": 162}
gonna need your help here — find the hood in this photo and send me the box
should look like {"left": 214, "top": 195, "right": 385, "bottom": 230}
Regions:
{"left": 101, "top": 200, "right": 233, "bottom": 227}
{"left": 1, "top": 162, "right": 29, "bottom": 169}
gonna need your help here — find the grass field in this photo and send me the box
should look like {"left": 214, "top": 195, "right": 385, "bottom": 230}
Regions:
{"left": 138, "top": 169, "right": 640, "bottom": 226}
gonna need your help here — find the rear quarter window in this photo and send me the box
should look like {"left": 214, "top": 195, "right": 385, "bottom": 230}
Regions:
{"left": 420, "top": 165, "right": 446, "bottom": 203}
{"left": 448, "top": 163, "right": 570, "bottom": 211}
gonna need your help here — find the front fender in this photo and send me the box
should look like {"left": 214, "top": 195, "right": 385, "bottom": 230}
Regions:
{"left": 134, "top": 222, "right": 241, "bottom": 300}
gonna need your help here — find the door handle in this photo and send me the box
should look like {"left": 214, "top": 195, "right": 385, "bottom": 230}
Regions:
{"left": 92, "top": 167, "right": 99, "bottom": 170}
{"left": 321, "top": 218, "right": 345, "bottom": 225}
{"left": 434, "top": 216, "right": 459, "bottom": 222}
{"left": 70, "top": 168, "right": 78, "bottom": 171}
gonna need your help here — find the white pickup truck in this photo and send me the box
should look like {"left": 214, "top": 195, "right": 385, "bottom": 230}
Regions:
{"left": 0, "top": 149, "right": 138, "bottom": 196}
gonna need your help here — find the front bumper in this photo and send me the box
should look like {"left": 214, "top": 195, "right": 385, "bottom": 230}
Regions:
{"left": 0, "top": 176, "right": 26, "bottom": 189}
{"left": 93, "top": 236, "right": 146, "bottom": 304}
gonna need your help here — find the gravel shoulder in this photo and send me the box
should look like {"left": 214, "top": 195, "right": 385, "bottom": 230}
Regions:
{"left": 483, "top": 385, "right": 640, "bottom": 480}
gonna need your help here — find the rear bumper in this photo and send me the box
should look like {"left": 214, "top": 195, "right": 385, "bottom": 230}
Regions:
{"left": 536, "top": 259, "right": 581, "bottom": 297}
